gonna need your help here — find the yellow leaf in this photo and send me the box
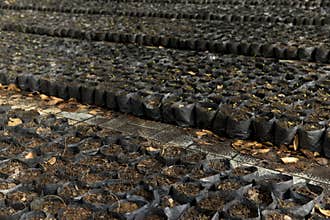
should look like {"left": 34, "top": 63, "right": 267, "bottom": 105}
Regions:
{"left": 47, "top": 157, "right": 57, "bottom": 165}
{"left": 187, "top": 71, "right": 196, "bottom": 76}
{"left": 40, "top": 94, "right": 49, "bottom": 101}
{"left": 8, "top": 117, "right": 23, "bottom": 126}
{"left": 88, "top": 109, "right": 99, "bottom": 115}
{"left": 0, "top": 83, "right": 4, "bottom": 90}
{"left": 7, "top": 84, "right": 20, "bottom": 92}
{"left": 25, "top": 151, "right": 36, "bottom": 159}
{"left": 280, "top": 157, "right": 299, "bottom": 164}
{"left": 256, "top": 148, "right": 271, "bottom": 154}
{"left": 48, "top": 96, "right": 64, "bottom": 105}
{"left": 293, "top": 135, "right": 299, "bottom": 151}
{"left": 146, "top": 146, "right": 159, "bottom": 152}
{"left": 318, "top": 207, "right": 330, "bottom": 217}
{"left": 196, "top": 131, "right": 208, "bottom": 138}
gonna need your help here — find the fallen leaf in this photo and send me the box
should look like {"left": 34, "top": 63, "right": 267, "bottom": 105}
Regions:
{"left": 47, "top": 157, "right": 57, "bottom": 165}
{"left": 7, "top": 84, "right": 20, "bottom": 92}
{"left": 281, "top": 157, "right": 299, "bottom": 164}
{"left": 300, "top": 149, "right": 314, "bottom": 159}
{"left": 48, "top": 96, "right": 64, "bottom": 105}
{"left": 187, "top": 71, "right": 196, "bottom": 76}
{"left": 40, "top": 94, "right": 49, "bottom": 101}
{"left": 25, "top": 151, "right": 36, "bottom": 159}
{"left": 293, "top": 135, "right": 299, "bottom": 151}
{"left": 8, "top": 117, "right": 23, "bottom": 126}
{"left": 146, "top": 146, "right": 159, "bottom": 152}
{"left": 318, "top": 207, "right": 330, "bottom": 217}
{"left": 196, "top": 131, "right": 208, "bottom": 138}
{"left": 0, "top": 84, "right": 4, "bottom": 90}
{"left": 315, "top": 157, "right": 328, "bottom": 166}
{"left": 89, "top": 109, "right": 99, "bottom": 115}
{"left": 254, "top": 148, "right": 271, "bottom": 154}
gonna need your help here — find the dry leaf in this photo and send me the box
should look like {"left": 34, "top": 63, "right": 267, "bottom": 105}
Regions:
{"left": 8, "top": 117, "right": 23, "bottom": 126}
{"left": 89, "top": 109, "right": 99, "bottom": 115}
{"left": 300, "top": 149, "right": 314, "bottom": 159}
{"left": 254, "top": 149, "right": 271, "bottom": 154}
{"left": 196, "top": 131, "right": 208, "bottom": 138}
{"left": 0, "top": 84, "right": 4, "bottom": 90}
{"left": 48, "top": 96, "right": 64, "bottom": 105}
{"left": 318, "top": 207, "right": 330, "bottom": 217}
{"left": 25, "top": 151, "right": 36, "bottom": 159}
{"left": 293, "top": 135, "right": 299, "bottom": 151}
{"left": 281, "top": 157, "right": 299, "bottom": 164}
{"left": 40, "top": 94, "right": 49, "bottom": 101}
{"left": 7, "top": 84, "right": 21, "bottom": 92}
{"left": 187, "top": 71, "right": 196, "bottom": 76}
{"left": 47, "top": 157, "right": 57, "bottom": 165}
{"left": 315, "top": 157, "right": 328, "bottom": 166}
{"left": 146, "top": 146, "right": 159, "bottom": 152}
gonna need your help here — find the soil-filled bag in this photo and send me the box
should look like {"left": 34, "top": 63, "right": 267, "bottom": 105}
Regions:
{"left": 178, "top": 206, "right": 221, "bottom": 220}
{"left": 171, "top": 101, "right": 196, "bottom": 127}
{"left": 195, "top": 102, "right": 218, "bottom": 129}
{"left": 256, "top": 173, "right": 293, "bottom": 197}
{"left": 297, "top": 47, "right": 316, "bottom": 61}
{"left": 108, "top": 198, "right": 149, "bottom": 220}
{"left": 67, "top": 81, "right": 81, "bottom": 101}
{"left": 223, "top": 198, "right": 260, "bottom": 220}
{"left": 80, "top": 83, "right": 96, "bottom": 105}
{"left": 116, "top": 90, "right": 134, "bottom": 114}
{"left": 289, "top": 182, "right": 324, "bottom": 205}
{"left": 165, "top": 203, "right": 190, "bottom": 220}
{"left": 81, "top": 189, "right": 121, "bottom": 211}
{"left": 16, "top": 74, "right": 29, "bottom": 91}
{"left": 261, "top": 209, "right": 299, "bottom": 220}
{"left": 323, "top": 129, "right": 330, "bottom": 158}
{"left": 274, "top": 117, "right": 301, "bottom": 146}
{"left": 94, "top": 86, "right": 106, "bottom": 107}
{"left": 134, "top": 206, "right": 166, "bottom": 220}
{"left": 252, "top": 114, "right": 275, "bottom": 142}
{"left": 212, "top": 104, "right": 230, "bottom": 136}
{"left": 243, "top": 185, "right": 277, "bottom": 210}
{"left": 39, "top": 78, "right": 51, "bottom": 95}
{"left": 226, "top": 107, "right": 253, "bottom": 139}
{"left": 276, "top": 194, "right": 315, "bottom": 218}
{"left": 142, "top": 93, "right": 163, "bottom": 121}
{"left": 161, "top": 94, "right": 179, "bottom": 124}
{"left": 213, "top": 176, "right": 252, "bottom": 198}
{"left": 229, "top": 166, "right": 258, "bottom": 183}
{"left": 55, "top": 81, "right": 69, "bottom": 100}
{"left": 105, "top": 89, "right": 118, "bottom": 110}
{"left": 180, "top": 150, "right": 207, "bottom": 166}
{"left": 129, "top": 92, "right": 144, "bottom": 117}
{"left": 202, "top": 158, "right": 231, "bottom": 175}
{"left": 20, "top": 210, "right": 47, "bottom": 220}
{"left": 195, "top": 191, "right": 235, "bottom": 216}
{"left": 169, "top": 181, "right": 205, "bottom": 204}
{"left": 298, "top": 122, "right": 325, "bottom": 153}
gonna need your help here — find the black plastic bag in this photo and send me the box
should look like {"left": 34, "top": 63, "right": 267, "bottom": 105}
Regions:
{"left": 298, "top": 123, "right": 325, "bottom": 153}
{"left": 273, "top": 118, "right": 300, "bottom": 146}
{"left": 172, "top": 101, "right": 196, "bottom": 127}
{"left": 252, "top": 115, "right": 275, "bottom": 142}
{"left": 195, "top": 102, "right": 218, "bottom": 129}
{"left": 142, "top": 93, "right": 163, "bottom": 121}
{"left": 323, "top": 129, "right": 330, "bottom": 158}
{"left": 226, "top": 108, "right": 253, "bottom": 139}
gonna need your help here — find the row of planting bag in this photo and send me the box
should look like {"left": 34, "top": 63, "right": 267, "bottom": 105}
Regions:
{"left": 3, "top": 72, "right": 330, "bottom": 158}
{"left": 3, "top": 23, "right": 330, "bottom": 64}
{"left": 1, "top": 4, "right": 328, "bottom": 26}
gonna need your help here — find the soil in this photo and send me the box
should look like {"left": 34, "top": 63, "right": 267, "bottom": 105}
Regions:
{"left": 106, "top": 182, "right": 136, "bottom": 194}
{"left": 137, "top": 158, "right": 163, "bottom": 173}
{"left": 174, "top": 183, "right": 202, "bottom": 197}
{"left": 145, "top": 174, "right": 178, "bottom": 188}
{"left": 278, "top": 199, "right": 299, "bottom": 209}
{"left": 181, "top": 151, "right": 206, "bottom": 164}
{"left": 61, "top": 206, "right": 93, "bottom": 219}
{"left": 292, "top": 185, "right": 319, "bottom": 199}
{"left": 58, "top": 183, "right": 88, "bottom": 199}
{"left": 100, "top": 144, "right": 124, "bottom": 156}
{"left": 198, "top": 194, "right": 226, "bottom": 212}
{"left": 159, "top": 195, "right": 179, "bottom": 208}
{"left": 84, "top": 191, "right": 118, "bottom": 205}
{"left": 160, "top": 147, "right": 185, "bottom": 159}
{"left": 115, "top": 201, "right": 140, "bottom": 214}
{"left": 227, "top": 203, "right": 258, "bottom": 219}
{"left": 145, "top": 214, "right": 166, "bottom": 220}
{"left": 162, "top": 165, "right": 191, "bottom": 177}
{"left": 207, "top": 160, "right": 230, "bottom": 172}
{"left": 245, "top": 187, "right": 272, "bottom": 205}
{"left": 263, "top": 211, "right": 294, "bottom": 220}
{"left": 216, "top": 179, "right": 243, "bottom": 191}
{"left": 179, "top": 207, "right": 210, "bottom": 220}
{"left": 232, "top": 167, "right": 256, "bottom": 177}
{"left": 41, "top": 199, "right": 66, "bottom": 215}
